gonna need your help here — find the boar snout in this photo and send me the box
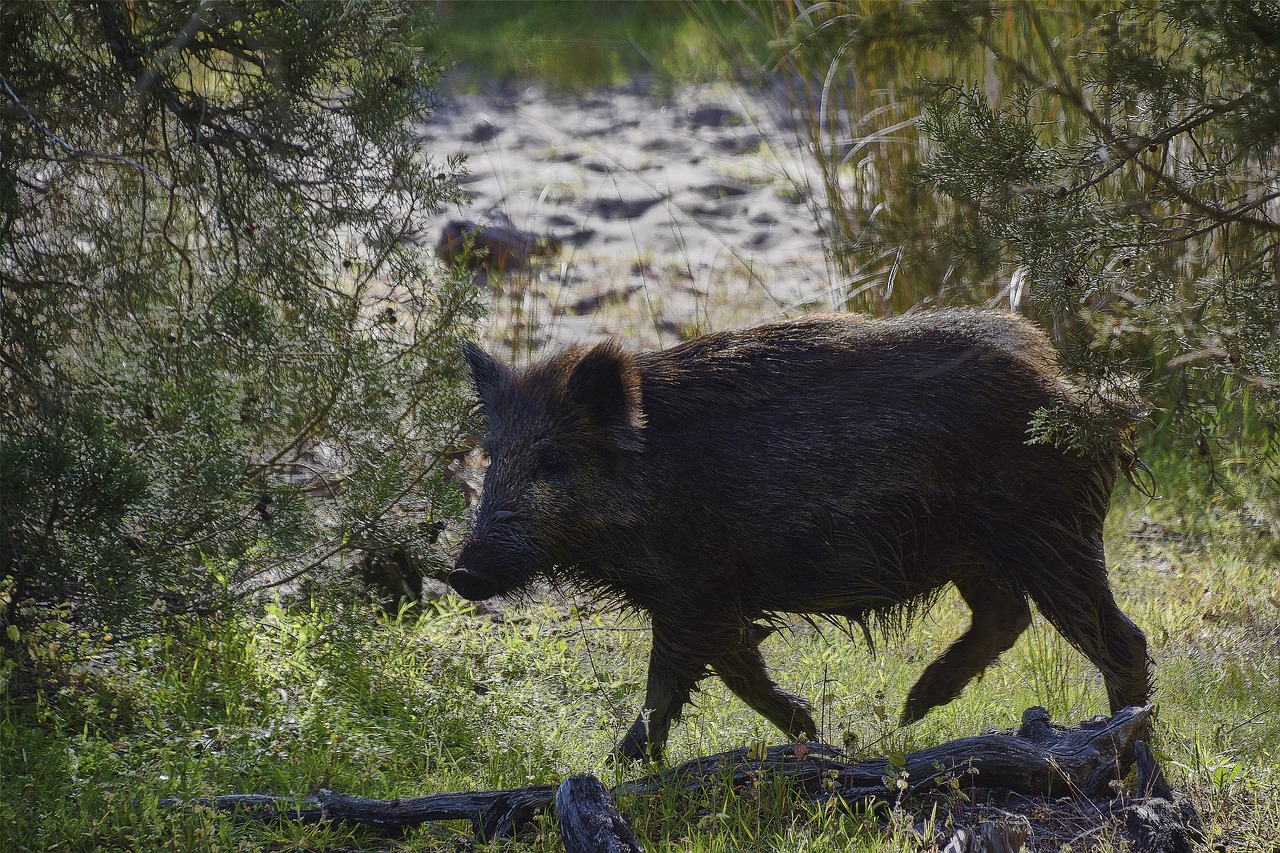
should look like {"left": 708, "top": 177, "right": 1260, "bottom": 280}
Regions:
{"left": 450, "top": 532, "right": 541, "bottom": 601}
{"left": 447, "top": 568, "right": 501, "bottom": 601}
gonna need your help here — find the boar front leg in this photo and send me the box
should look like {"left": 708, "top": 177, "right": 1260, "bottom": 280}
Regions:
{"left": 615, "top": 624, "right": 705, "bottom": 762}
{"left": 713, "top": 638, "right": 817, "bottom": 742}
{"left": 901, "top": 574, "right": 1032, "bottom": 723}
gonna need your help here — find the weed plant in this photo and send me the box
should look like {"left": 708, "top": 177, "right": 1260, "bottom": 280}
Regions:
{"left": 424, "top": 1, "right": 771, "bottom": 91}
{"left": 4, "top": 453, "right": 1277, "bottom": 850}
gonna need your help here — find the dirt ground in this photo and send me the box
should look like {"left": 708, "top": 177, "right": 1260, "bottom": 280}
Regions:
{"left": 418, "top": 78, "right": 845, "bottom": 359}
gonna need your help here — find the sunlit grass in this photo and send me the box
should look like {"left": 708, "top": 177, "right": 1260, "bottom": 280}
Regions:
{"left": 423, "top": 1, "right": 771, "bottom": 92}
{"left": 4, "top": 450, "right": 1277, "bottom": 850}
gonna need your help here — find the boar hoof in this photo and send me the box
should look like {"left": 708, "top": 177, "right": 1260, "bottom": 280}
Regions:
{"left": 614, "top": 721, "right": 653, "bottom": 763}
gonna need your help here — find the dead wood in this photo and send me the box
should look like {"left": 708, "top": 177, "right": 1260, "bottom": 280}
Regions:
{"left": 622, "top": 704, "right": 1152, "bottom": 803}
{"left": 163, "top": 786, "right": 556, "bottom": 842}
{"left": 1104, "top": 740, "right": 1206, "bottom": 853}
{"left": 941, "top": 816, "right": 1031, "bottom": 853}
{"left": 167, "top": 704, "right": 1200, "bottom": 847}
{"left": 555, "top": 775, "right": 643, "bottom": 853}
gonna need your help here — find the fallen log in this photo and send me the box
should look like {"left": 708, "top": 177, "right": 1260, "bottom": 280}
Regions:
{"left": 556, "top": 775, "right": 643, "bottom": 853}
{"left": 1105, "top": 740, "right": 1206, "bottom": 853}
{"left": 622, "top": 704, "right": 1152, "bottom": 802}
{"left": 168, "top": 705, "right": 1189, "bottom": 844}
{"left": 167, "top": 785, "right": 556, "bottom": 842}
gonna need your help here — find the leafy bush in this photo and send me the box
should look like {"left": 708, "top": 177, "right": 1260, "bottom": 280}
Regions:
{"left": 0, "top": 0, "right": 480, "bottom": 687}
{"left": 769, "top": 0, "right": 1280, "bottom": 471}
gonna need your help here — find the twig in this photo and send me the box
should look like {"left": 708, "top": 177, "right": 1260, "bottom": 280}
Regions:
{"left": 0, "top": 75, "right": 170, "bottom": 187}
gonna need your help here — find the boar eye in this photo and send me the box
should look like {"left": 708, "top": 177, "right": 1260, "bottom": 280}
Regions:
{"left": 534, "top": 445, "right": 572, "bottom": 480}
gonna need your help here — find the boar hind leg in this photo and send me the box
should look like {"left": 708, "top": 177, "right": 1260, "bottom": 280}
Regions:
{"left": 1022, "top": 530, "right": 1151, "bottom": 713}
{"left": 615, "top": 630, "right": 705, "bottom": 762}
{"left": 901, "top": 575, "right": 1031, "bottom": 724}
{"left": 713, "top": 640, "right": 818, "bottom": 742}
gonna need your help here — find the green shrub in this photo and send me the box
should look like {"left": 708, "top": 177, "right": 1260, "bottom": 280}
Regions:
{"left": 0, "top": 0, "right": 481, "bottom": 686}
{"left": 771, "top": 0, "right": 1280, "bottom": 476}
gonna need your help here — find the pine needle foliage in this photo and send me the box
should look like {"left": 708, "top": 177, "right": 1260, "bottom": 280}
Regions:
{"left": 771, "top": 0, "right": 1280, "bottom": 470}
{"left": 0, "top": 1, "right": 480, "bottom": 687}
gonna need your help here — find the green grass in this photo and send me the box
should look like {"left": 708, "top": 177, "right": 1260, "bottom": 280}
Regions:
{"left": 4, "top": 451, "right": 1278, "bottom": 851}
{"left": 6, "top": 6, "right": 1278, "bottom": 850}
{"left": 422, "top": 1, "right": 772, "bottom": 91}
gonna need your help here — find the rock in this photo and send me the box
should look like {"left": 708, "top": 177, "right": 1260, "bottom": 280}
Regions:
{"left": 421, "top": 576, "right": 451, "bottom": 601}
{"left": 687, "top": 104, "right": 739, "bottom": 128}
{"left": 436, "top": 219, "right": 561, "bottom": 272}
{"left": 713, "top": 131, "right": 764, "bottom": 154}
{"left": 559, "top": 285, "right": 642, "bottom": 316}
{"left": 694, "top": 181, "right": 753, "bottom": 199}
{"left": 590, "top": 194, "right": 667, "bottom": 221}
{"left": 640, "top": 136, "right": 679, "bottom": 152}
{"left": 464, "top": 118, "right": 500, "bottom": 143}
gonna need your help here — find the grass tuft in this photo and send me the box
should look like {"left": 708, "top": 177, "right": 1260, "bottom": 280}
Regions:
{"left": 4, "top": 451, "right": 1277, "bottom": 849}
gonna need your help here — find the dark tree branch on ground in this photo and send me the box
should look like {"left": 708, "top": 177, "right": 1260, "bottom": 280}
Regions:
{"left": 163, "top": 705, "right": 1204, "bottom": 850}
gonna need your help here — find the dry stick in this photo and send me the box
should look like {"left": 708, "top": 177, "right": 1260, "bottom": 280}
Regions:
{"left": 621, "top": 704, "right": 1152, "bottom": 805}
{"left": 170, "top": 787, "right": 557, "bottom": 843}
{"left": 1103, "top": 739, "right": 1207, "bottom": 853}
{"left": 166, "top": 705, "right": 1179, "bottom": 843}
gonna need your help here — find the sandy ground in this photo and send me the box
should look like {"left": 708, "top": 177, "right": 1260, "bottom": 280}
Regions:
{"left": 417, "top": 78, "right": 845, "bottom": 359}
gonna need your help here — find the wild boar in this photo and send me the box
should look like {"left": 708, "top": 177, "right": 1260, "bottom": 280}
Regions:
{"left": 450, "top": 310, "right": 1151, "bottom": 760}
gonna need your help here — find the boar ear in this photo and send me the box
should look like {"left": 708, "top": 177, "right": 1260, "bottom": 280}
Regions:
{"left": 461, "top": 341, "right": 511, "bottom": 409}
{"left": 565, "top": 342, "right": 645, "bottom": 449}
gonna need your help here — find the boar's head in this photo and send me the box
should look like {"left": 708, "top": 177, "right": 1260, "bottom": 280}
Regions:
{"left": 449, "top": 341, "right": 645, "bottom": 601}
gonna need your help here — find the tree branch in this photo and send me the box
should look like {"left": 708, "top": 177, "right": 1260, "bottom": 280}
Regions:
{"left": 165, "top": 706, "right": 1185, "bottom": 844}
{"left": 0, "top": 75, "right": 170, "bottom": 187}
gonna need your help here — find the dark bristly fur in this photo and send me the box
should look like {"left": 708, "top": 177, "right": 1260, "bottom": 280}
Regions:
{"left": 451, "top": 310, "right": 1152, "bottom": 760}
